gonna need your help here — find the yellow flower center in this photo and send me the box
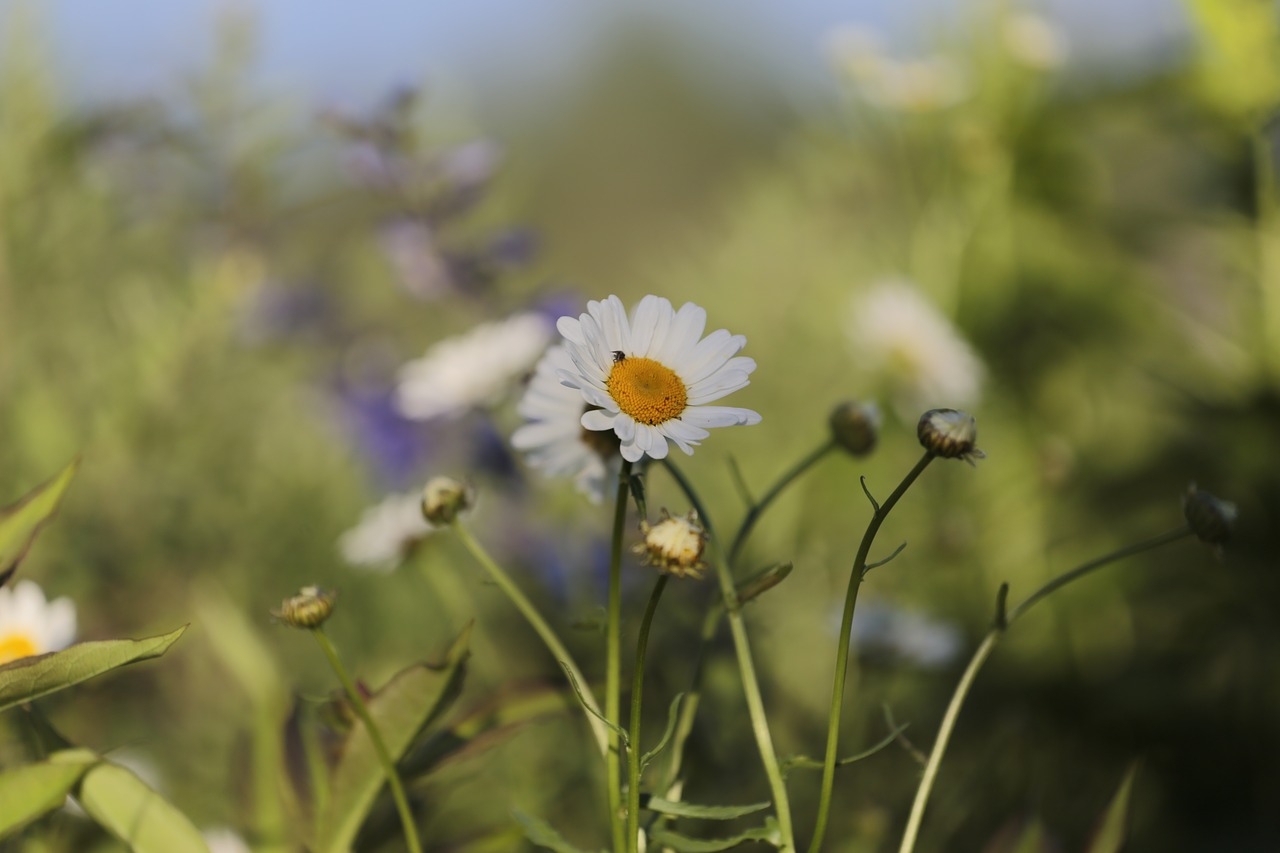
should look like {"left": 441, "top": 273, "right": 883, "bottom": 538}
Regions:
{"left": 0, "top": 632, "right": 39, "bottom": 665}
{"left": 606, "top": 357, "right": 688, "bottom": 426}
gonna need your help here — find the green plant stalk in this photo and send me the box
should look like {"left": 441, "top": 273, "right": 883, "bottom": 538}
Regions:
{"left": 808, "top": 451, "right": 935, "bottom": 853}
{"left": 312, "top": 628, "right": 422, "bottom": 853}
{"left": 661, "top": 458, "right": 798, "bottom": 851}
{"left": 896, "top": 525, "right": 1194, "bottom": 853}
{"left": 607, "top": 459, "right": 635, "bottom": 853}
{"left": 450, "top": 522, "right": 609, "bottom": 759}
{"left": 728, "top": 440, "right": 836, "bottom": 565}
{"left": 627, "top": 573, "right": 670, "bottom": 853}
{"left": 1254, "top": 128, "right": 1280, "bottom": 381}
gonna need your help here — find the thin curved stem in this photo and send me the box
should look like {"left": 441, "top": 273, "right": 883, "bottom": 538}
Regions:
{"left": 313, "top": 628, "right": 422, "bottom": 853}
{"left": 897, "top": 524, "right": 1194, "bottom": 853}
{"left": 661, "top": 459, "right": 796, "bottom": 851}
{"left": 808, "top": 451, "right": 935, "bottom": 853}
{"left": 728, "top": 440, "right": 836, "bottom": 565}
{"left": 627, "top": 574, "right": 670, "bottom": 853}
{"left": 606, "top": 460, "right": 635, "bottom": 853}
{"left": 450, "top": 522, "right": 608, "bottom": 759}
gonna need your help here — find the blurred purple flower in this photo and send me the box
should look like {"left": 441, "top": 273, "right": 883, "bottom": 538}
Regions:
{"left": 334, "top": 381, "right": 433, "bottom": 489}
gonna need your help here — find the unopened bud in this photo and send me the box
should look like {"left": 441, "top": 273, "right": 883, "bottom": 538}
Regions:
{"left": 273, "top": 586, "right": 336, "bottom": 629}
{"left": 918, "top": 409, "right": 985, "bottom": 464}
{"left": 421, "top": 477, "right": 472, "bottom": 525}
{"left": 829, "top": 401, "right": 881, "bottom": 457}
{"left": 635, "top": 510, "right": 707, "bottom": 579}
{"left": 1183, "top": 484, "right": 1236, "bottom": 547}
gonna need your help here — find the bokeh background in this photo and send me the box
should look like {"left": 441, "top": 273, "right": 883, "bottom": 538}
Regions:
{"left": 1, "top": 0, "right": 1278, "bottom": 850}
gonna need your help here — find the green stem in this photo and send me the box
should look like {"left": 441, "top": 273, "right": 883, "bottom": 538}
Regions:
{"left": 808, "top": 451, "right": 935, "bottom": 853}
{"left": 896, "top": 525, "right": 1194, "bottom": 853}
{"left": 450, "top": 522, "right": 609, "bottom": 759}
{"left": 607, "top": 459, "right": 635, "bottom": 853}
{"left": 627, "top": 574, "right": 670, "bottom": 853}
{"left": 728, "top": 440, "right": 836, "bottom": 565}
{"left": 661, "top": 459, "right": 795, "bottom": 851}
{"left": 312, "top": 628, "right": 422, "bottom": 853}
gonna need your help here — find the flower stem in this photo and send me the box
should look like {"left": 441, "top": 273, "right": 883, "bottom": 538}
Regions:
{"left": 808, "top": 451, "right": 935, "bottom": 853}
{"left": 728, "top": 440, "right": 836, "bottom": 565}
{"left": 607, "top": 459, "right": 635, "bottom": 853}
{"left": 662, "top": 458, "right": 797, "bottom": 852}
{"left": 312, "top": 628, "right": 422, "bottom": 853}
{"left": 627, "top": 573, "right": 670, "bottom": 853}
{"left": 896, "top": 525, "right": 1194, "bottom": 853}
{"left": 450, "top": 521, "right": 609, "bottom": 759}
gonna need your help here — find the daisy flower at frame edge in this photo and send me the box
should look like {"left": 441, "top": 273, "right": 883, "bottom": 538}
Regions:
{"left": 0, "top": 579, "right": 76, "bottom": 665}
{"left": 556, "top": 295, "right": 762, "bottom": 463}
{"left": 511, "top": 343, "right": 621, "bottom": 503}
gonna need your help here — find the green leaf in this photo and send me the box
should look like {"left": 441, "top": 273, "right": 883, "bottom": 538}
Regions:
{"left": 639, "top": 693, "right": 684, "bottom": 771}
{"left": 649, "top": 817, "right": 782, "bottom": 851}
{"left": 644, "top": 797, "right": 769, "bottom": 820}
{"left": 318, "top": 625, "right": 471, "bottom": 853}
{"left": 512, "top": 810, "right": 602, "bottom": 853}
{"left": 1085, "top": 764, "right": 1139, "bottom": 853}
{"left": 0, "top": 627, "right": 187, "bottom": 712}
{"left": 77, "top": 760, "right": 209, "bottom": 852}
{"left": 0, "top": 460, "right": 77, "bottom": 587}
{"left": 780, "top": 721, "right": 910, "bottom": 776}
{"left": 0, "top": 748, "right": 98, "bottom": 839}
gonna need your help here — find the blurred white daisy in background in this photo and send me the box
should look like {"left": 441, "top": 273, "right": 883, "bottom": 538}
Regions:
{"left": 556, "top": 295, "right": 761, "bottom": 463}
{"left": 849, "top": 601, "right": 963, "bottom": 669}
{"left": 826, "top": 26, "right": 967, "bottom": 113}
{"left": 338, "top": 492, "right": 434, "bottom": 571}
{"left": 203, "top": 828, "right": 252, "bottom": 853}
{"left": 0, "top": 579, "right": 76, "bottom": 665}
{"left": 512, "top": 343, "right": 621, "bottom": 503}
{"left": 1003, "top": 11, "right": 1068, "bottom": 71}
{"left": 847, "top": 280, "right": 984, "bottom": 421}
{"left": 395, "top": 312, "right": 553, "bottom": 420}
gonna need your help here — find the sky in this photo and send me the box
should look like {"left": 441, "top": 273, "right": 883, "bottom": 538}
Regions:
{"left": 0, "top": 0, "right": 1190, "bottom": 111}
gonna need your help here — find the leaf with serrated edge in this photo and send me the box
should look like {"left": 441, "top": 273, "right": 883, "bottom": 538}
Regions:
{"left": 513, "top": 810, "right": 603, "bottom": 853}
{"left": 0, "top": 748, "right": 98, "bottom": 839}
{"left": 649, "top": 818, "right": 782, "bottom": 852}
{"left": 77, "top": 761, "right": 209, "bottom": 852}
{"left": 0, "top": 460, "right": 77, "bottom": 587}
{"left": 0, "top": 627, "right": 187, "bottom": 712}
{"left": 1085, "top": 764, "right": 1139, "bottom": 853}
{"left": 318, "top": 625, "right": 470, "bottom": 853}
{"left": 645, "top": 798, "right": 769, "bottom": 820}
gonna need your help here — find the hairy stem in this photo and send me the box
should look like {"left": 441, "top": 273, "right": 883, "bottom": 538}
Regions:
{"left": 606, "top": 459, "right": 635, "bottom": 853}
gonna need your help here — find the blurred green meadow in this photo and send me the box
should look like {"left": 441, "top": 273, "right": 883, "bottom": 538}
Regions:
{"left": 2, "top": 2, "right": 1279, "bottom": 851}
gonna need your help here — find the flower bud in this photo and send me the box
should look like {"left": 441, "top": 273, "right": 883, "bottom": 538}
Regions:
{"left": 917, "top": 408, "right": 985, "bottom": 464}
{"left": 1183, "top": 484, "right": 1236, "bottom": 547}
{"left": 635, "top": 510, "right": 707, "bottom": 579}
{"left": 273, "top": 586, "right": 336, "bottom": 629}
{"left": 421, "top": 477, "right": 472, "bottom": 525}
{"left": 829, "top": 401, "right": 881, "bottom": 457}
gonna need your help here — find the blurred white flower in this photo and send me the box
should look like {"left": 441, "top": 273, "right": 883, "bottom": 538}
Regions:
{"left": 847, "top": 280, "right": 984, "bottom": 421}
{"left": 1003, "top": 12, "right": 1068, "bottom": 71}
{"left": 0, "top": 579, "right": 76, "bottom": 665}
{"left": 203, "top": 828, "right": 252, "bottom": 853}
{"left": 339, "top": 492, "right": 434, "bottom": 571}
{"left": 512, "top": 343, "right": 620, "bottom": 503}
{"left": 826, "top": 26, "right": 967, "bottom": 112}
{"left": 396, "top": 312, "right": 554, "bottom": 420}
{"left": 556, "top": 295, "right": 761, "bottom": 463}
{"left": 849, "top": 602, "right": 963, "bottom": 668}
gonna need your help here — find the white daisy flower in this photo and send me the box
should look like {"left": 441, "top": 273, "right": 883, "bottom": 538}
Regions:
{"left": 511, "top": 343, "right": 621, "bottom": 503}
{"left": 395, "top": 312, "right": 554, "bottom": 420}
{"left": 0, "top": 579, "right": 76, "bottom": 665}
{"left": 847, "top": 280, "right": 984, "bottom": 421}
{"left": 556, "top": 295, "right": 761, "bottom": 463}
{"left": 338, "top": 492, "right": 434, "bottom": 571}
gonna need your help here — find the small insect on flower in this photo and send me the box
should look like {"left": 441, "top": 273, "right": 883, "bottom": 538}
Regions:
{"left": 612, "top": 350, "right": 627, "bottom": 363}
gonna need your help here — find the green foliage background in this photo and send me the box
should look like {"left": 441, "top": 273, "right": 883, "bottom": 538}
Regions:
{"left": 2, "top": 3, "right": 1278, "bottom": 851}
